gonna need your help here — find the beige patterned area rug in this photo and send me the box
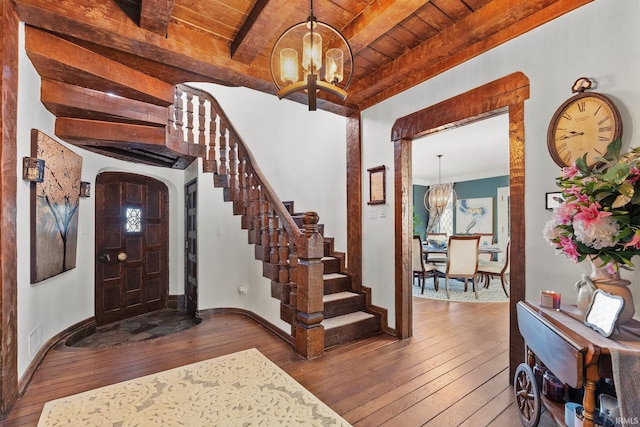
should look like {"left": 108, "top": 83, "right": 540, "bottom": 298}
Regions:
{"left": 38, "top": 348, "right": 351, "bottom": 426}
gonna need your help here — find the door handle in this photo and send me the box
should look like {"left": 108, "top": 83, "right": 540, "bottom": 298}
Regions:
{"left": 98, "top": 253, "right": 111, "bottom": 263}
{"left": 117, "top": 252, "right": 128, "bottom": 262}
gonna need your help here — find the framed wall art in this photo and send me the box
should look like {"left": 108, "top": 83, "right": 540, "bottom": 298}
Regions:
{"left": 545, "top": 192, "right": 562, "bottom": 210}
{"left": 455, "top": 197, "right": 493, "bottom": 234}
{"left": 30, "top": 129, "right": 82, "bottom": 283}
{"left": 367, "top": 165, "right": 386, "bottom": 205}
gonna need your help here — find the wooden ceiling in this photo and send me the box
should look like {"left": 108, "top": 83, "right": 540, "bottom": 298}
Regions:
{"left": 13, "top": 0, "right": 591, "bottom": 116}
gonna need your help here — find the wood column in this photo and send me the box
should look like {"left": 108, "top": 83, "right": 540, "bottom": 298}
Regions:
{"left": 394, "top": 138, "right": 412, "bottom": 339}
{"left": 346, "top": 113, "right": 362, "bottom": 291}
{"left": 295, "top": 212, "right": 325, "bottom": 359}
{"left": 0, "top": 0, "right": 19, "bottom": 415}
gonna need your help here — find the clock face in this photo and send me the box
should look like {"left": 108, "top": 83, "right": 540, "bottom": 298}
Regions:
{"left": 547, "top": 92, "right": 622, "bottom": 168}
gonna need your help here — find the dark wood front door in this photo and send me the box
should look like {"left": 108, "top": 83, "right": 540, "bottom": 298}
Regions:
{"left": 95, "top": 172, "right": 169, "bottom": 325}
{"left": 185, "top": 179, "right": 198, "bottom": 315}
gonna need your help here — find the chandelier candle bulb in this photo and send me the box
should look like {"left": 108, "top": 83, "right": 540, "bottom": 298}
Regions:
{"left": 540, "top": 290, "right": 561, "bottom": 310}
{"left": 302, "top": 32, "right": 322, "bottom": 73}
{"left": 325, "top": 48, "right": 343, "bottom": 84}
{"left": 280, "top": 48, "right": 299, "bottom": 84}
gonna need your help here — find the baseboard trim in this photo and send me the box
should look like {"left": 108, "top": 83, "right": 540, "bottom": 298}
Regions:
{"left": 361, "top": 285, "right": 396, "bottom": 336}
{"left": 200, "top": 307, "right": 295, "bottom": 347}
{"left": 18, "top": 317, "right": 96, "bottom": 396}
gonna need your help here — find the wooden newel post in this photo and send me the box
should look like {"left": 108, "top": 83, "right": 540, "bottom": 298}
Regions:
{"left": 295, "top": 211, "right": 325, "bottom": 358}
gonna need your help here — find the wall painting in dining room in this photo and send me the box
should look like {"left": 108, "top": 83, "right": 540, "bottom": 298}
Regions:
{"left": 30, "top": 129, "right": 82, "bottom": 283}
{"left": 455, "top": 197, "right": 493, "bottom": 234}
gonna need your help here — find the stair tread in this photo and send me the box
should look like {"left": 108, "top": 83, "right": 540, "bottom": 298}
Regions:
{"left": 323, "top": 273, "right": 347, "bottom": 280}
{"left": 321, "top": 256, "right": 337, "bottom": 261}
{"left": 322, "top": 311, "right": 375, "bottom": 330}
{"left": 323, "top": 291, "right": 359, "bottom": 303}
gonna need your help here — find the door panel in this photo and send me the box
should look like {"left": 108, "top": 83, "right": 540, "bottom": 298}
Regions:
{"left": 185, "top": 179, "right": 198, "bottom": 315}
{"left": 95, "top": 173, "right": 169, "bottom": 325}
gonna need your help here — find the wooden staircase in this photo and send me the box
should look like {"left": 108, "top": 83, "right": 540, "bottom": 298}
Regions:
{"left": 24, "top": 27, "right": 382, "bottom": 356}
{"left": 320, "top": 248, "right": 379, "bottom": 348}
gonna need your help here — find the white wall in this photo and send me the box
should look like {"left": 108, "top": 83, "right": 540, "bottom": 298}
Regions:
{"left": 361, "top": 0, "right": 640, "bottom": 328}
{"left": 16, "top": 23, "right": 186, "bottom": 378}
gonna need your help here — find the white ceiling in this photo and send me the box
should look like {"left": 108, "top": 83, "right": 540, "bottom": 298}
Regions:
{"left": 411, "top": 114, "right": 510, "bottom": 186}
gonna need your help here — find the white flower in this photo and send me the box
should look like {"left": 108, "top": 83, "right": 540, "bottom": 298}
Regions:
{"left": 573, "top": 217, "right": 620, "bottom": 250}
{"left": 543, "top": 218, "right": 563, "bottom": 244}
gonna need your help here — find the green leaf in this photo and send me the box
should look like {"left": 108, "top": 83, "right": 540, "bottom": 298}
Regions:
{"left": 603, "top": 163, "right": 630, "bottom": 184}
{"left": 575, "top": 154, "right": 588, "bottom": 172}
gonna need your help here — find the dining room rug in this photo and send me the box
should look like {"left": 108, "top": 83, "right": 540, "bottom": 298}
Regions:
{"left": 413, "top": 277, "right": 509, "bottom": 303}
{"left": 37, "top": 348, "right": 351, "bottom": 427}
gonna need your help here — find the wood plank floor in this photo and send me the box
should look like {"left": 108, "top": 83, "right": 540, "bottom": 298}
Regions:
{"left": 1, "top": 298, "right": 536, "bottom": 426}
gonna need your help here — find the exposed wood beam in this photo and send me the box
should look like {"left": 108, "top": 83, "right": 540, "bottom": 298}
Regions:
{"left": 13, "top": 0, "right": 355, "bottom": 115}
{"left": 140, "top": 0, "right": 174, "bottom": 36}
{"left": 351, "top": 0, "right": 592, "bottom": 109}
{"left": 41, "top": 80, "right": 168, "bottom": 126}
{"left": 55, "top": 118, "right": 167, "bottom": 147}
{"left": 341, "top": 0, "right": 429, "bottom": 55}
{"left": 25, "top": 27, "right": 175, "bottom": 106}
{"left": 230, "top": 0, "right": 294, "bottom": 64}
{"left": 14, "top": 0, "right": 268, "bottom": 88}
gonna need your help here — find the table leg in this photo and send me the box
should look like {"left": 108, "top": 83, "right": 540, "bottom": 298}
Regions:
{"left": 582, "top": 364, "right": 599, "bottom": 427}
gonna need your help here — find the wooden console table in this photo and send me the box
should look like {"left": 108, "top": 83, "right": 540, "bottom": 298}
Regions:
{"left": 515, "top": 300, "right": 640, "bottom": 427}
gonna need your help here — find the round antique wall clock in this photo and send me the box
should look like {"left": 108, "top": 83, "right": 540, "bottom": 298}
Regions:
{"left": 547, "top": 77, "right": 623, "bottom": 168}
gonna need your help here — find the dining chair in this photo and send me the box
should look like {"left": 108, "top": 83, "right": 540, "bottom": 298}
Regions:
{"left": 474, "top": 233, "right": 495, "bottom": 261}
{"left": 412, "top": 235, "right": 439, "bottom": 293}
{"left": 477, "top": 238, "right": 510, "bottom": 297}
{"left": 435, "top": 235, "right": 481, "bottom": 299}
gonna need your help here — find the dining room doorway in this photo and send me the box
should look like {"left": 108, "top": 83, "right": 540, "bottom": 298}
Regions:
{"left": 392, "top": 72, "right": 529, "bottom": 378}
{"left": 411, "top": 114, "right": 510, "bottom": 302}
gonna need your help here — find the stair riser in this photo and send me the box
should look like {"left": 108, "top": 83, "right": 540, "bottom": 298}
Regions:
{"left": 324, "top": 316, "right": 380, "bottom": 349}
{"left": 323, "top": 258, "right": 341, "bottom": 274}
{"left": 324, "top": 276, "right": 352, "bottom": 294}
{"left": 324, "top": 295, "right": 365, "bottom": 318}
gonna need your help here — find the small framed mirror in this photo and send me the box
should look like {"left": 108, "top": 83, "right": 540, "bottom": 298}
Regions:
{"left": 584, "top": 290, "right": 624, "bottom": 337}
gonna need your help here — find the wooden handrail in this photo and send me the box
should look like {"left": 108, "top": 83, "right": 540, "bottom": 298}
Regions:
{"left": 168, "top": 84, "right": 324, "bottom": 358}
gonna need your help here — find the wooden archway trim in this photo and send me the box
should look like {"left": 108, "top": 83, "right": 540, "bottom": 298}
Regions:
{"left": 391, "top": 71, "right": 529, "bottom": 379}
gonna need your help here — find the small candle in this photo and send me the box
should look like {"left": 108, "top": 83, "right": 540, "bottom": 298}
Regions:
{"left": 541, "top": 290, "right": 561, "bottom": 310}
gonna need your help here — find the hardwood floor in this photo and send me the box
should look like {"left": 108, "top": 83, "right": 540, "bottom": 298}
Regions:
{"left": 1, "top": 298, "right": 532, "bottom": 426}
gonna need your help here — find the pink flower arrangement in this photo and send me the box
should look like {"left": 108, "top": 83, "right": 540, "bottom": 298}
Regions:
{"left": 544, "top": 140, "right": 640, "bottom": 272}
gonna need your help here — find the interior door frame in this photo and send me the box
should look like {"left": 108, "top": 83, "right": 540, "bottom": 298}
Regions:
{"left": 391, "top": 72, "right": 529, "bottom": 379}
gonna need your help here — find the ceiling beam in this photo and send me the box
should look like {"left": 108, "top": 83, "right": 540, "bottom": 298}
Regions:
{"left": 140, "top": 0, "right": 175, "bottom": 36}
{"left": 350, "top": 0, "right": 593, "bottom": 109}
{"left": 14, "top": 0, "right": 271, "bottom": 89}
{"left": 25, "top": 26, "right": 175, "bottom": 106}
{"left": 13, "top": 0, "right": 355, "bottom": 115}
{"left": 230, "top": 0, "right": 294, "bottom": 64}
{"left": 341, "top": 0, "right": 430, "bottom": 55}
{"left": 41, "top": 80, "right": 168, "bottom": 126}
